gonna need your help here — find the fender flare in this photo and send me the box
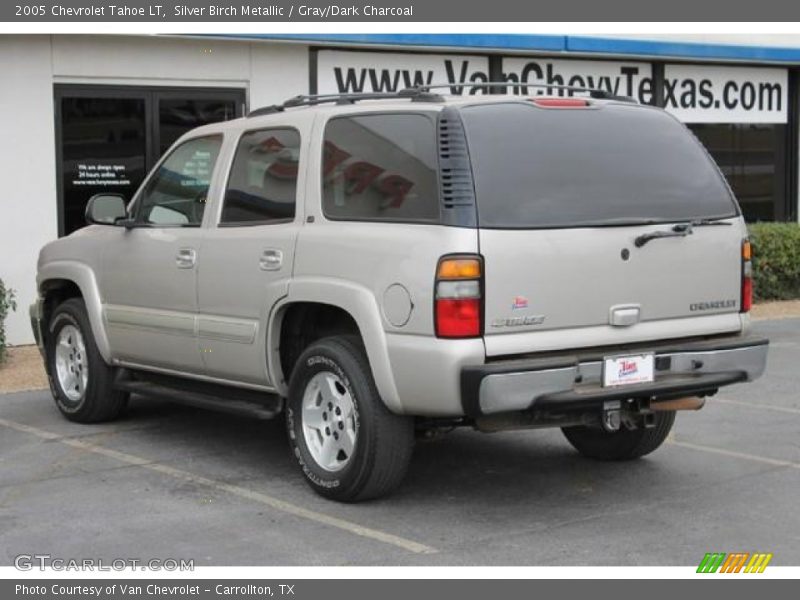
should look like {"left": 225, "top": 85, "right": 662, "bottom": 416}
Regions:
{"left": 268, "top": 277, "right": 403, "bottom": 414}
{"left": 38, "top": 261, "right": 112, "bottom": 363}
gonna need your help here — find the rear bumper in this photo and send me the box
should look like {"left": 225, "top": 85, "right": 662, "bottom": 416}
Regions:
{"left": 461, "top": 334, "right": 769, "bottom": 417}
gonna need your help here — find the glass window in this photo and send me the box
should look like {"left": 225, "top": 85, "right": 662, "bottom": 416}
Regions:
{"left": 322, "top": 114, "right": 439, "bottom": 222}
{"left": 221, "top": 129, "right": 300, "bottom": 225}
{"left": 689, "top": 123, "right": 786, "bottom": 222}
{"left": 60, "top": 96, "right": 147, "bottom": 235}
{"left": 135, "top": 135, "right": 222, "bottom": 226}
{"left": 57, "top": 86, "right": 245, "bottom": 236}
{"left": 460, "top": 102, "right": 738, "bottom": 229}
{"left": 159, "top": 98, "right": 237, "bottom": 155}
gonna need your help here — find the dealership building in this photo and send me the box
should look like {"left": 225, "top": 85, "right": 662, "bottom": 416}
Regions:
{"left": 2, "top": 33, "right": 800, "bottom": 345}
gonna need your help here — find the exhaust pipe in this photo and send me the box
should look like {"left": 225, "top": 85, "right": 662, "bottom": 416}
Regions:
{"left": 651, "top": 396, "right": 705, "bottom": 411}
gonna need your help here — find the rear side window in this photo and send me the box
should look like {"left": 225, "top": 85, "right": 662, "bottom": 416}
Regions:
{"left": 460, "top": 103, "right": 738, "bottom": 229}
{"left": 221, "top": 128, "right": 300, "bottom": 225}
{"left": 322, "top": 114, "right": 440, "bottom": 223}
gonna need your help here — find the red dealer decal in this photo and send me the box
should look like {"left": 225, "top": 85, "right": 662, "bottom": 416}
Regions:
{"left": 323, "top": 140, "right": 415, "bottom": 207}
{"left": 259, "top": 137, "right": 298, "bottom": 180}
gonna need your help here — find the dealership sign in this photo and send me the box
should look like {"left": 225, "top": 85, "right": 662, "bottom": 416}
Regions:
{"left": 317, "top": 50, "right": 489, "bottom": 95}
{"left": 501, "top": 57, "right": 655, "bottom": 104}
{"left": 318, "top": 50, "right": 787, "bottom": 124}
{"left": 663, "top": 64, "right": 787, "bottom": 123}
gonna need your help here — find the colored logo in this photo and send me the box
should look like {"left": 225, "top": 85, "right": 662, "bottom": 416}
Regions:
{"left": 697, "top": 552, "right": 773, "bottom": 573}
{"left": 511, "top": 296, "right": 529, "bottom": 310}
{"left": 618, "top": 360, "right": 638, "bottom": 378}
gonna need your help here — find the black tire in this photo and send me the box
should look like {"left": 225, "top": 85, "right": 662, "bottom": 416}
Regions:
{"left": 286, "top": 336, "right": 414, "bottom": 502}
{"left": 561, "top": 411, "right": 675, "bottom": 461}
{"left": 46, "top": 298, "right": 128, "bottom": 423}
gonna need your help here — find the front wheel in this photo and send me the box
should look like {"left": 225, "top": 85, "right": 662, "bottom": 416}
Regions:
{"left": 561, "top": 411, "right": 675, "bottom": 461}
{"left": 286, "top": 336, "right": 414, "bottom": 502}
{"left": 46, "top": 298, "right": 128, "bottom": 423}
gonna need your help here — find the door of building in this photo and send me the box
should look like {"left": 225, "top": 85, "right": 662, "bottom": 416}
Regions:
{"left": 55, "top": 85, "right": 245, "bottom": 236}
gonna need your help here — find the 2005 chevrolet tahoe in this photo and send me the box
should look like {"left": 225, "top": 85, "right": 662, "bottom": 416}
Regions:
{"left": 31, "top": 84, "right": 769, "bottom": 501}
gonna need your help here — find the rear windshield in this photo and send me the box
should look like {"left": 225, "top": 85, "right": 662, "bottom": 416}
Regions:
{"left": 460, "top": 102, "right": 738, "bottom": 229}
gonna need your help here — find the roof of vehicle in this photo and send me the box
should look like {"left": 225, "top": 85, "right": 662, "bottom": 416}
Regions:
{"left": 183, "top": 88, "right": 659, "bottom": 138}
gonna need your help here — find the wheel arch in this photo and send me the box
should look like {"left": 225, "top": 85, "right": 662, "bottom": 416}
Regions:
{"left": 38, "top": 261, "right": 112, "bottom": 363}
{"left": 268, "top": 279, "right": 402, "bottom": 413}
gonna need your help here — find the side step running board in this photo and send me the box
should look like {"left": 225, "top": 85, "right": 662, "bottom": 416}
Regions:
{"left": 114, "top": 372, "right": 283, "bottom": 420}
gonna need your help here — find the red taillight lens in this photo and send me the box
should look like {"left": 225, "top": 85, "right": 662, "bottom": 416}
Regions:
{"left": 531, "top": 97, "right": 589, "bottom": 108}
{"left": 436, "top": 298, "right": 481, "bottom": 338}
{"left": 435, "top": 255, "right": 482, "bottom": 338}
{"left": 742, "top": 277, "right": 753, "bottom": 313}
{"left": 741, "top": 239, "right": 753, "bottom": 313}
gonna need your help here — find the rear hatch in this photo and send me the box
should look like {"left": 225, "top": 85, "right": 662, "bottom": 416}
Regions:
{"left": 459, "top": 100, "right": 746, "bottom": 357}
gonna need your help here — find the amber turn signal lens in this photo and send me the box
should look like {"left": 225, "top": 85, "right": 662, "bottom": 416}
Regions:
{"left": 742, "top": 240, "right": 752, "bottom": 261}
{"left": 437, "top": 258, "right": 482, "bottom": 280}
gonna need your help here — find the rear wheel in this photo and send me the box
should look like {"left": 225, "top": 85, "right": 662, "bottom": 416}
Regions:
{"left": 46, "top": 298, "right": 128, "bottom": 423}
{"left": 561, "top": 411, "right": 675, "bottom": 461}
{"left": 286, "top": 336, "right": 414, "bottom": 502}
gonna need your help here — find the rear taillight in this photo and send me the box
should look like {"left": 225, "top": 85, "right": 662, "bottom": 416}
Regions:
{"left": 741, "top": 239, "right": 753, "bottom": 313}
{"left": 435, "top": 256, "right": 482, "bottom": 338}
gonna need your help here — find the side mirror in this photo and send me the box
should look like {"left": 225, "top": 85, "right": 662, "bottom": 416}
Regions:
{"left": 85, "top": 194, "right": 127, "bottom": 225}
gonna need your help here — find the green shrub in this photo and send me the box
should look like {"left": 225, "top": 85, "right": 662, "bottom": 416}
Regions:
{"left": 0, "top": 278, "right": 17, "bottom": 363}
{"left": 748, "top": 222, "right": 800, "bottom": 302}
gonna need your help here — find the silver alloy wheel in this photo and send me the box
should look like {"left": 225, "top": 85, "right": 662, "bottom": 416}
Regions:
{"left": 54, "top": 324, "right": 89, "bottom": 402}
{"left": 301, "top": 371, "right": 357, "bottom": 472}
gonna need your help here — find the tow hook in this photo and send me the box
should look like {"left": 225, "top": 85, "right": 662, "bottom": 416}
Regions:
{"left": 602, "top": 400, "right": 622, "bottom": 432}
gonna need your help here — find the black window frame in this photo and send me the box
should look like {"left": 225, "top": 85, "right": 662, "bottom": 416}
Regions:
{"left": 320, "top": 111, "right": 442, "bottom": 226}
{"left": 687, "top": 122, "right": 787, "bottom": 223}
{"left": 218, "top": 126, "right": 303, "bottom": 228}
{"left": 54, "top": 84, "right": 245, "bottom": 236}
{"left": 650, "top": 59, "right": 794, "bottom": 223}
{"left": 131, "top": 133, "right": 224, "bottom": 228}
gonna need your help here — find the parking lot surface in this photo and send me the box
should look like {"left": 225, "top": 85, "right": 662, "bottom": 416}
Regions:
{"left": 1, "top": 318, "right": 798, "bottom": 566}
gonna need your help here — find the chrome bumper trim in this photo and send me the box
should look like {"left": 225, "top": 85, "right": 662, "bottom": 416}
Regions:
{"left": 476, "top": 340, "right": 768, "bottom": 415}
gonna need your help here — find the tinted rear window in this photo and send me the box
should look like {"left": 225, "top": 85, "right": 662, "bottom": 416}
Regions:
{"left": 461, "top": 103, "right": 738, "bottom": 228}
{"left": 322, "top": 114, "right": 440, "bottom": 223}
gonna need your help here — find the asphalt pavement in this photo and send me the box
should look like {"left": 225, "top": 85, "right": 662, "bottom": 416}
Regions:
{"left": 1, "top": 318, "right": 798, "bottom": 566}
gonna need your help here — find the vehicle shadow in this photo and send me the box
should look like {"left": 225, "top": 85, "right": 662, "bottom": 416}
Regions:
{"left": 120, "top": 394, "right": 677, "bottom": 510}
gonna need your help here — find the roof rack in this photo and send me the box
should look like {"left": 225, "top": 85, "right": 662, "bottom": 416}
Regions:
{"left": 405, "top": 81, "right": 636, "bottom": 102}
{"left": 247, "top": 88, "right": 445, "bottom": 117}
{"left": 246, "top": 81, "right": 635, "bottom": 117}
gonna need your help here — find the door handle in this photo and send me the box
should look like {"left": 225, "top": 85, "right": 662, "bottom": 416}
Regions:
{"left": 176, "top": 248, "right": 197, "bottom": 269}
{"left": 259, "top": 249, "right": 283, "bottom": 271}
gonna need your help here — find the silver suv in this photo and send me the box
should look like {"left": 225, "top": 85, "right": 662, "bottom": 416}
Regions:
{"left": 31, "top": 85, "right": 769, "bottom": 501}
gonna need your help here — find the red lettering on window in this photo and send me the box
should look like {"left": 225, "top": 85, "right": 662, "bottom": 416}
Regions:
{"left": 342, "top": 161, "right": 385, "bottom": 195}
{"left": 377, "top": 174, "right": 414, "bottom": 207}
{"left": 322, "top": 141, "right": 352, "bottom": 176}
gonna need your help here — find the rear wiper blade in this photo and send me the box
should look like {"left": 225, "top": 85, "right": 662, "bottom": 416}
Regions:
{"left": 587, "top": 218, "right": 663, "bottom": 227}
{"left": 635, "top": 217, "right": 733, "bottom": 248}
{"left": 684, "top": 217, "right": 734, "bottom": 227}
{"left": 634, "top": 227, "right": 693, "bottom": 247}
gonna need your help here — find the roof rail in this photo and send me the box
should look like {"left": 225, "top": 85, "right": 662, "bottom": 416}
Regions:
{"left": 247, "top": 88, "right": 445, "bottom": 117}
{"left": 246, "top": 82, "right": 636, "bottom": 117}
{"left": 403, "top": 81, "right": 636, "bottom": 102}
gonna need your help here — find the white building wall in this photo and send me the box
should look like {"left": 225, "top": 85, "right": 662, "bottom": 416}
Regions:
{"left": 250, "top": 42, "right": 309, "bottom": 107}
{"left": 1, "top": 35, "right": 309, "bottom": 345}
{"left": 0, "top": 36, "right": 58, "bottom": 348}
